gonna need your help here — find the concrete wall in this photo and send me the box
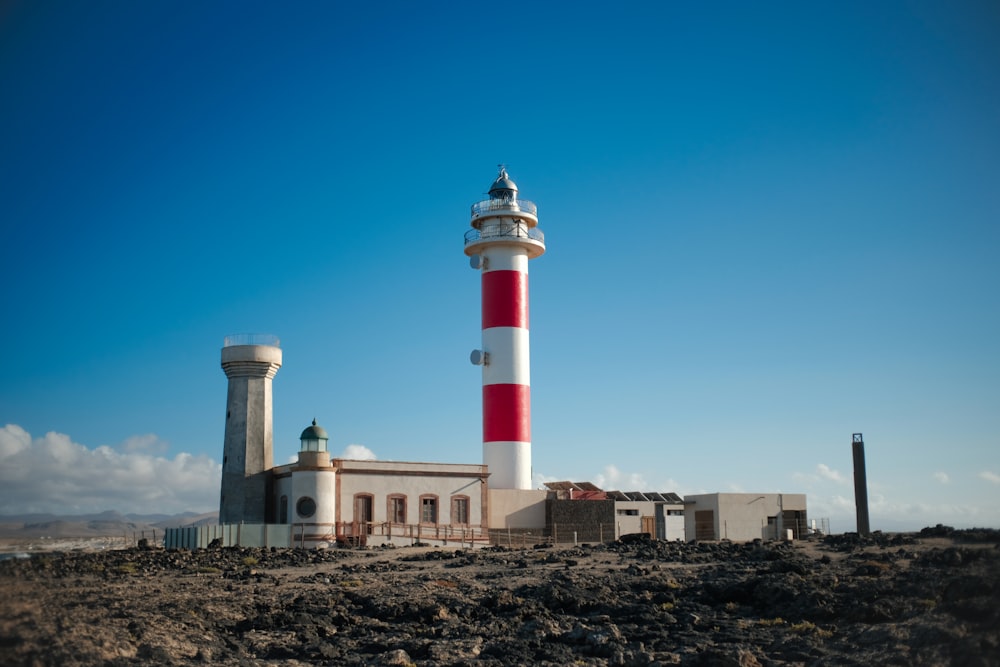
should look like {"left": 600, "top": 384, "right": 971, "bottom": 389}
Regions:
{"left": 684, "top": 493, "right": 807, "bottom": 542}
{"left": 164, "top": 524, "right": 292, "bottom": 549}
{"left": 290, "top": 469, "right": 337, "bottom": 543}
{"left": 659, "top": 507, "right": 686, "bottom": 541}
{"left": 613, "top": 500, "right": 651, "bottom": 537}
{"left": 335, "top": 460, "right": 488, "bottom": 528}
{"left": 488, "top": 489, "right": 548, "bottom": 529}
{"left": 273, "top": 474, "right": 292, "bottom": 523}
{"left": 613, "top": 501, "right": 687, "bottom": 540}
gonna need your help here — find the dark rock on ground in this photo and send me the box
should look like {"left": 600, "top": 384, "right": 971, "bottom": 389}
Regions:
{"left": 0, "top": 529, "right": 998, "bottom": 665}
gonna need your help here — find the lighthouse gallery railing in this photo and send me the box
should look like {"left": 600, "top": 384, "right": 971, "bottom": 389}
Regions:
{"left": 470, "top": 198, "right": 537, "bottom": 217}
{"left": 464, "top": 221, "right": 545, "bottom": 247}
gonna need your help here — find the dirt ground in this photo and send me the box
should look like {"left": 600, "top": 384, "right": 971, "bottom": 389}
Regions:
{"left": 1, "top": 529, "right": 998, "bottom": 666}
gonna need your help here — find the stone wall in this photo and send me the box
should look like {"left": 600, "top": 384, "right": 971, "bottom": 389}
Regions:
{"left": 546, "top": 499, "right": 615, "bottom": 543}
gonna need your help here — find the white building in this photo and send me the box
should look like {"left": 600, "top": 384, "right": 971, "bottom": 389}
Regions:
{"left": 684, "top": 493, "right": 808, "bottom": 542}
{"left": 607, "top": 491, "right": 686, "bottom": 540}
{"left": 263, "top": 420, "right": 490, "bottom": 547}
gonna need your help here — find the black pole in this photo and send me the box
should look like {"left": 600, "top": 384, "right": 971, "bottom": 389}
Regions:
{"left": 852, "top": 433, "right": 871, "bottom": 536}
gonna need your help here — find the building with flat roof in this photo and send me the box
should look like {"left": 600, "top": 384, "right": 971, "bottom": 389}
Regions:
{"left": 684, "top": 493, "right": 808, "bottom": 542}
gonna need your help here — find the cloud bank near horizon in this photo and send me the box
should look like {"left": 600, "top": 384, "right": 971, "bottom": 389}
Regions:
{"left": 0, "top": 424, "right": 384, "bottom": 517}
{"left": 3, "top": 423, "right": 997, "bottom": 530}
{"left": 0, "top": 424, "right": 221, "bottom": 516}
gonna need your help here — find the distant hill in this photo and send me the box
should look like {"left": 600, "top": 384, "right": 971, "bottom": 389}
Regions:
{"left": 0, "top": 510, "right": 219, "bottom": 539}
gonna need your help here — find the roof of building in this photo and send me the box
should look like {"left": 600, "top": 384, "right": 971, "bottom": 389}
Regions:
{"left": 544, "top": 483, "right": 682, "bottom": 503}
{"left": 598, "top": 490, "right": 683, "bottom": 503}
{"left": 544, "top": 481, "right": 603, "bottom": 492}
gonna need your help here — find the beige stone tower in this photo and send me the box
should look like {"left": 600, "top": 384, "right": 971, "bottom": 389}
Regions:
{"left": 219, "top": 334, "right": 282, "bottom": 524}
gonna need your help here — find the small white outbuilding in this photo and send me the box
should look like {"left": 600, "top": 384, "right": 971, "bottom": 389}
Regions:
{"left": 683, "top": 493, "right": 808, "bottom": 542}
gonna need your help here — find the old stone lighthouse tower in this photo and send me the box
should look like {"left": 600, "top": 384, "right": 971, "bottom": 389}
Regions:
{"left": 219, "top": 334, "right": 282, "bottom": 524}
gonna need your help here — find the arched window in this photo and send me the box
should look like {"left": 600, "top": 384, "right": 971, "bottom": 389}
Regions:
{"left": 387, "top": 494, "right": 407, "bottom": 525}
{"left": 451, "top": 495, "right": 470, "bottom": 526}
{"left": 419, "top": 494, "right": 438, "bottom": 525}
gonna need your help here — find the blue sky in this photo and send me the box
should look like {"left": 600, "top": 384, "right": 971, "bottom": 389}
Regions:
{"left": 1, "top": 1, "right": 997, "bottom": 530}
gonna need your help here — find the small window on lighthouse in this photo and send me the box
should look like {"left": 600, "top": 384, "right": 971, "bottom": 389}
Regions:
{"left": 296, "top": 496, "right": 316, "bottom": 518}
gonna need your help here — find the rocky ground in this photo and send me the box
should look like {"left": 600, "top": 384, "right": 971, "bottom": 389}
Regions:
{"left": 1, "top": 527, "right": 998, "bottom": 666}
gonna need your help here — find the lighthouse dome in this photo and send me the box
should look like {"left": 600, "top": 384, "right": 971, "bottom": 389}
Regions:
{"left": 488, "top": 167, "right": 518, "bottom": 199}
{"left": 300, "top": 419, "right": 328, "bottom": 441}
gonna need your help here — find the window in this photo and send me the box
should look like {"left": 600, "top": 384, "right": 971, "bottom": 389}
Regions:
{"left": 296, "top": 496, "right": 316, "bottom": 518}
{"left": 667, "top": 510, "right": 684, "bottom": 516}
{"left": 451, "top": 496, "right": 470, "bottom": 525}
{"left": 279, "top": 495, "right": 289, "bottom": 523}
{"left": 388, "top": 495, "right": 407, "bottom": 524}
{"left": 617, "top": 509, "right": 639, "bottom": 516}
{"left": 420, "top": 495, "right": 438, "bottom": 524}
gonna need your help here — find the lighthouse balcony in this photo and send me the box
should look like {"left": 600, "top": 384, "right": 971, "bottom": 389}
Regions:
{"left": 464, "top": 221, "right": 545, "bottom": 256}
{"left": 470, "top": 198, "right": 538, "bottom": 226}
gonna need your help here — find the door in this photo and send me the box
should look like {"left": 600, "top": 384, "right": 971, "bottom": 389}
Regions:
{"left": 641, "top": 516, "right": 655, "bottom": 537}
{"left": 695, "top": 510, "right": 715, "bottom": 541}
{"left": 354, "top": 494, "right": 374, "bottom": 535}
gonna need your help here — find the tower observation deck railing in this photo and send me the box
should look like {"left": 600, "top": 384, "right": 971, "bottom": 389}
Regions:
{"left": 224, "top": 333, "right": 281, "bottom": 348}
{"left": 470, "top": 198, "right": 537, "bottom": 218}
{"left": 465, "top": 221, "right": 545, "bottom": 247}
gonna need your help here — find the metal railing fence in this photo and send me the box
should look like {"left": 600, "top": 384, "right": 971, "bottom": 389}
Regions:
{"left": 223, "top": 333, "right": 281, "bottom": 347}
{"left": 470, "top": 198, "right": 537, "bottom": 217}
{"left": 465, "top": 222, "right": 545, "bottom": 246}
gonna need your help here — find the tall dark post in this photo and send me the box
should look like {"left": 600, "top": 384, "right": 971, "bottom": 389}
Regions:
{"left": 852, "top": 433, "right": 871, "bottom": 536}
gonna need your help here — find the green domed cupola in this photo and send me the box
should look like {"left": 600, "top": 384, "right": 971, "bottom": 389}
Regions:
{"left": 299, "top": 419, "right": 329, "bottom": 452}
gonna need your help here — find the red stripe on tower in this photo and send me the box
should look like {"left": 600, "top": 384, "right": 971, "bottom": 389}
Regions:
{"left": 482, "top": 270, "right": 528, "bottom": 329}
{"left": 482, "top": 383, "right": 531, "bottom": 442}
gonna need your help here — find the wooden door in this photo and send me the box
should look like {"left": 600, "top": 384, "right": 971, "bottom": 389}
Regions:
{"left": 354, "top": 494, "right": 373, "bottom": 535}
{"left": 695, "top": 510, "right": 715, "bottom": 541}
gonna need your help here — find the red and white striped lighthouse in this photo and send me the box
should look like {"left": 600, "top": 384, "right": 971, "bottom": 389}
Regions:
{"left": 465, "top": 167, "right": 545, "bottom": 490}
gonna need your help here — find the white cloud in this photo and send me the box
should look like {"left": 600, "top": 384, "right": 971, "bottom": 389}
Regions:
{"left": 119, "top": 433, "right": 168, "bottom": 454}
{"left": 933, "top": 471, "right": 950, "bottom": 484}
{"left": 592, "top": 464, "right": 621, "bottom": 489}
{"left": 817, "top": 464, "right": 846, "bottom": 484}
{"left": 793, "top": 464, "right": 848, "bottom": 487}
{"left": 531, "top": 471, "right": 563, "bottom": 489}
{"left": 626, "top": 471, "right": 649, "bottom": 489}
{"left": 0, "top": 424, "right": 30, "bottom": 458}
{"left": 340, "top": 444, "right": 377, "bottom": 461}
{"left": 0, "top": 424, "right": 220, "bottom": 515}
{"left": 980, "top": 470, "right": 1000, "bottom": 485}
